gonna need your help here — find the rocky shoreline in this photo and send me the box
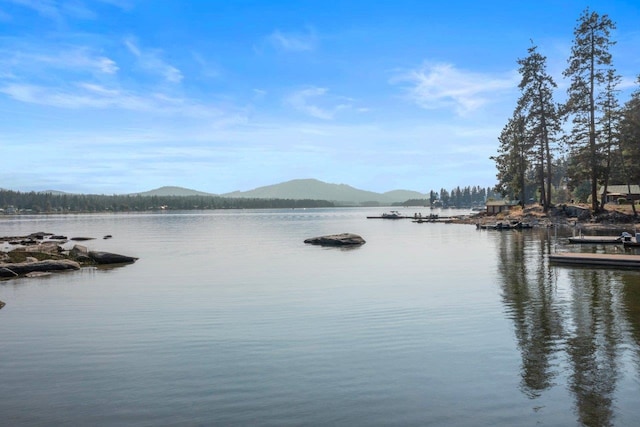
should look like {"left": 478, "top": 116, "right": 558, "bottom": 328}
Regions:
{"left": 456, "top": 203, "right": 640, "bottom": 232}
{"left": 0, "top": 232, "right": 138, "bottom": 281}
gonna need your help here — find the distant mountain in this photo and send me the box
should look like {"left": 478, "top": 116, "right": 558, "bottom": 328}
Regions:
{"left": 3, "top": 181, "right": 427, "bottom": 203}
{"left": 131, "top": 186, "right": 216, "bottom": 197}
{"left": 222, "top": 179, "right": 427, "bottom": 204}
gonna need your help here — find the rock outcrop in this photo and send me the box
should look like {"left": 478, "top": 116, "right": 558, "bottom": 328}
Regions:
{"left": 304, "top": 233, "right": 366, "bottom": 246}
{"left": 0, "top": 259, "right": 80, "bottom": 277}
{"left": 1, "top": 232, "right": 138, "bottom": 280}
{"left": 88, "top": 251, "right": 138, "bottom": 264}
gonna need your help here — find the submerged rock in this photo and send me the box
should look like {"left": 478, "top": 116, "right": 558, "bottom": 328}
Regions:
{"left": 304, "top": 233, "right": 366, "bottom": 246}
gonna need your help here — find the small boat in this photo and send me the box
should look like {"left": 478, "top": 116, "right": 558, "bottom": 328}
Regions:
{"left": 382, "top": 210, "right": 403, "bottom": 218}
{"left": 367, "top": 210, "right": 409, "bottom": 219}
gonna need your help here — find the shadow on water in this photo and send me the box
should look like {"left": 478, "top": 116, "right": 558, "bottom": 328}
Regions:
{"left": 497, "top": 228, "right": 640, "bottom": 427}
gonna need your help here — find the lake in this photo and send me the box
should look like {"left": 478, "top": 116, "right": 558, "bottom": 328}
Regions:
{"left": 1, "top": 207, "right": 640, "bottom": 426}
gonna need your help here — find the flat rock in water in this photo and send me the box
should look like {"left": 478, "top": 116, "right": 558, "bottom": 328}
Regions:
{"left": 304, "top": 233, "right": 366, "bottom": 246}
{"left": 88, "top": 251, "right": 138, "bottom": 264}
{"left": 0, "top": 259, "right": 80, "bottom": 276}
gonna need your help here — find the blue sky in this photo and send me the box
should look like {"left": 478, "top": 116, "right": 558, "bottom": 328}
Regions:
{"left": 1, "top": 0, "right": 639, "bottom": 195}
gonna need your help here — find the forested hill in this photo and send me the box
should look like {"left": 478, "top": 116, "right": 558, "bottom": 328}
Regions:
{"left": 0, "top": 179, "right": 496, "bottom": 213}
{"left": 0, "top": 190, "right": 334, "bottom": 213}
{"left": 222, "top": 179, "right": 427, "bottom": 204}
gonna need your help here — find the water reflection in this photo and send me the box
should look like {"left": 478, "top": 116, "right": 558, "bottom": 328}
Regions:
{"left": 498, "top": 230, "right": 564, "bottom": 398}
{"left": 497, "top": 228, "right": 640, "bottom": 427}
{"left": 566, "top": 269, "right": 621, "bottom": 427}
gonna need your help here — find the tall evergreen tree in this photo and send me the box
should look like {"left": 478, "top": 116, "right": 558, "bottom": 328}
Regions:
{"left": 517, "top": 42, "right": 560, "bottom": 212}
{"left": 619, "top": 76, "right": 640, "bottom": 187}
{"left": 562, "top": 8, "right": 616, "bottom": 212}
{"left": 492, "top": 112, "right": 530, "bottom": 205}
{"left": 597, "top": 69, "right": 622, "bottom": 210}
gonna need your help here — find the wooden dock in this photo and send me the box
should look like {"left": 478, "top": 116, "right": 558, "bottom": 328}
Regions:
{"left": 568, "top": 236, "right": 622, "bottom": 244}
{"left": 548, "top": 252, "right": 640, "bottom": 267}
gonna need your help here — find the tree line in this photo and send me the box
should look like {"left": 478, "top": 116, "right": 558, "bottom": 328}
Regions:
{"left": 0, "top": 190, "right": 335, "bottom": 213}
{"left": 427, "top": 186, "right": 499, "bottom": 208}
{"left": 0, "top": 186, "right": 498, "bottom": 213}
{"left": 493, "top": 7, "right": 640, "bottom": 213}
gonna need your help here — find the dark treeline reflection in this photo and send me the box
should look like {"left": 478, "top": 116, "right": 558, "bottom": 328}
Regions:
{"left": 497, "top": 229, "right": 640, "bottom": 427}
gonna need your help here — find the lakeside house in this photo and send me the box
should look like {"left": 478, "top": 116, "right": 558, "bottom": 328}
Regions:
{"left": 600, "top": 185, "right": 640, "bottom": 203}
{"left": 485, "top": 200, "right": 517, "bottom": 215}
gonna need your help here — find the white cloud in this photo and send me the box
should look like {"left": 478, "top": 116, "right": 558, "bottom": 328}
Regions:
{"left": 2, "top": 46, "right": 118, "bottom": 75}
{"left": 8, "top": 0, "right": 61, "bottom": 20}
{"left": 0, "top": 82, "right": 231, "bottom": 118}
{"left": 267, "top": 28, "right": 317, "bottom": 52}
{"left": 7, "top": 0, "right": 98, "bottom": 22}
{"left": 286, "top": 87, "right": 353, "bottom": 120}
{"left": 124, "top": 37, "right": 183, "bottom": 83}
{"left": 392, "top": 62, "right": 518, "bottom": 116}
{"left": 191, "top": 51, "right": 221, "bottom": 79}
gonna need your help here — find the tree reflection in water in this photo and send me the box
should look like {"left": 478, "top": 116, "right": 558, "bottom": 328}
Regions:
{"left": 498, "top": 230, "right": 564, "bottom": 397}
{"left": 496, "top": 228, "right": 640, "bottom": 427}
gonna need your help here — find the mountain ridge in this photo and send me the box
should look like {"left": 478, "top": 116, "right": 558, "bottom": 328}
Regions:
{"left": 130, "top": 186, "right": 216, "bottom": 197}
{"left": 4, "top": 180, "right": 429, "bottom": 204}
{"left": 133, "top": 179, "right": 427, "bottom": 204}
{"left": 221, "top": 179, "right": 427, "bottom": 204}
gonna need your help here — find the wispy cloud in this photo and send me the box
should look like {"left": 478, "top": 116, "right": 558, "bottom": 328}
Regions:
{"left": 191, "top": 51, "right": 221, "bottom": 79}
{"left": 267, "top": 27, "right": 317, "bottom": 52}
{"left": 0, "top": 81, "right": 234, "bottom": 118}
{"left": 392, "top": 62, "right": 518, "bottom": 116}
{"left": 124, "top": 37, "right": 183, "bottom": 83}
{"left": 1, "top": 45, "right": 118, "bottom": 76}
{"left": 6, "top": 0, "right": 98, "bottom": 22}
{"left": 286, "top": 87, "right": 352, "bottom": 120}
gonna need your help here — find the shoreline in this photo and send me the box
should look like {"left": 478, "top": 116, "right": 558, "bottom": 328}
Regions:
{"left": 1, "top": 232, "right": 138, "bottom": 281}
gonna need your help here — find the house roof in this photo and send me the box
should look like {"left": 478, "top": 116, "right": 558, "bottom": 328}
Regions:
{"left": 600, "top": 185, "right": 640, "bottom": 194}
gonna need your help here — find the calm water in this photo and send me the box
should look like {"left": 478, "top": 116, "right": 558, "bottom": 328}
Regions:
{"left": 1, "top": 208, "right": 640, "bottom": 426}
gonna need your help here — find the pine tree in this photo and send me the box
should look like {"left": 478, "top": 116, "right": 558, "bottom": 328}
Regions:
{"left": 492, "top": 112, "right": 531, "bottom": 205}
{"left": 563, "top": 8, "right": 616, "bottom": 212}
{"left": 597, "top": 69, "right": 622, "bottom": 210}
{"left": 619, "top": 76, "right": 640, "bottom": 192}
{"left": 517, "top": 43, "right": 560, "bottom": 211}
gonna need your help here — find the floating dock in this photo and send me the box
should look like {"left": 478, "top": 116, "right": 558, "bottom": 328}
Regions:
{"left": 568, "top": 236, "right": 622, "bottom": 244}
{"left": 548, "top": 252, "right": 640, "bottom": 268}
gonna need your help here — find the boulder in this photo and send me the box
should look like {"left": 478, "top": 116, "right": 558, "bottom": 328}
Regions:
{"left": 304, "top": 233, "right": 366, "bottom": 246}
{"left": 0, "top": 259, "right": 80, "bottom": 276}
{"left": 88, "top": 251, "right": 138, "bottom": 264}
{"left": 69, "top": 244, "right": 92, "bottom": 262}
{"left": 0, "top": 267, "right": 18, "bottom": 278}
